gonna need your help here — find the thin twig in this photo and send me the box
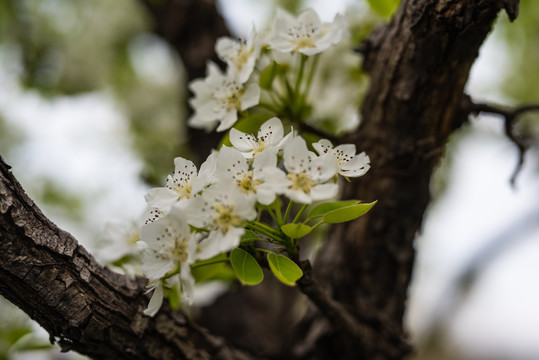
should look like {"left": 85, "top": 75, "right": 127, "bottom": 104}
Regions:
{"left": 465, "top": 97, "right": 539, "bottom": 185}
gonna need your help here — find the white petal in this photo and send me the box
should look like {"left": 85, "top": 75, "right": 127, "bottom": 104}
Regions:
{"left": 312, "top": 139, "right": 334, "bottom": 156}
{"left": 309, "top": 154, "right": 338, "bottom": 182}
{"left": 217, "top": 146, "right": 249, "bottom": 180}
{"left": 258, "top": 117, "right": 284, "bottom": 146}
{"left": 216, "top": 110, "right": 239, "bottom": 132}
{"left": 240, "top": 83, "right": 261, "bottom": 110}
{"left": 284, "top": 188, "right": 312, "bottom": 204}
{"left": 144, "top": 282, "right": 164, "bottom": 317}
{"left": 310, "top": 183, "right": 339, "bottom": 201}
{"left": 283, "top": 136, "right": 310, "bottom": 173}
{"left": 144, "top": 187, "right": 178, "bottom": 211}
{"left": 230, "top": 128, "right": 256, "bottom": 152}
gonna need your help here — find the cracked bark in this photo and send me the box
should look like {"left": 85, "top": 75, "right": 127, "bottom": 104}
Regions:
{"left": 0, "top": 157, "right": 257, "bottom": 360}
{"left": 0, "top": 0, "right": 520, "bottom": 359}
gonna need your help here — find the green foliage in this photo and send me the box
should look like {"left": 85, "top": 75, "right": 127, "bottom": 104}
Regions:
{"left": 322, "top": 200, "right": 377, "bottom": 224}
{"left": 308, "top": 199, "right": 359, "bottom": 219}
{"left": 367, "top": 0, "right": 400, "bottom": 18}
{"left": 192, "top": 254, "right": 235, "bottom": 283}
{"left": 230, "top": 248, "right": 264, "bottom": 285}
{"left": 281, "top": 223, "right": 313, "bottom": 239}
{"left": 267, "top": 253, "right": 303, "bottom": 286}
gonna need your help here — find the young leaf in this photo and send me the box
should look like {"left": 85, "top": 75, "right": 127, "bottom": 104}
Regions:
{"left": 281, "top": 223, "right": 313, "bottom": 239}
{"left": 308, "top": 200, "right": 359, "bottom": 219}
{"left": 229, "top": 248, "right": 264, "bottom": 285}
{"left": 241, "top": 229, "right": 260, "bottom": 243}
{"left": 367, "top": 0, "right": 400, "bottom": 17}
{"left": 267, "top": 253, "right": 303, "bottom": 286}
{"left": 322, "top": 200, "right": 377, "bottom": 224}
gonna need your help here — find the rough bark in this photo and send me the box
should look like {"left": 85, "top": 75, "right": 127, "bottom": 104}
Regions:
{"left": 304, "top": 0, "right": 518, "bottom": 358}
{"left": 0, "top": 0, "right": 520, "bottom": 359}
{"left": 0, "top": 157, "right": 257, "bottom": 360}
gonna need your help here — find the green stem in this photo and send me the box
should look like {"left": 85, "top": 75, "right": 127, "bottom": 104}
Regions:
{"left": 191, "top": 259, "right": 229, "bottom": 269}
{"left": 248, "top": 222, "right": 286, "bottom": 243}
{"left": 265, "top": 207, "right": 281, "bottom": 227}
{"left": 292, "top": 204, "right": 308, "bottom": 224}
{"left": 305, "top": 53, "right": 320, "bottom": 94}
{"left": 284, "top": 200, "right": 294, "bottom": 223}
{"left": 294, "top": 54, "right": 307, "bottom": 95}
{"left": 274, "top": 201, "right": 283, "bottom": 224}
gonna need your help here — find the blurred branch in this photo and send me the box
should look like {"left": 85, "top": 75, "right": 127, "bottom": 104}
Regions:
{"left": 463, "top": 95, "right": 539, "bottom": 184}
{"left": 0, "top": 155, "right": 258, "bottom": 360}
{"left": 295, "top": 260, "right": 411, "bottom": 359}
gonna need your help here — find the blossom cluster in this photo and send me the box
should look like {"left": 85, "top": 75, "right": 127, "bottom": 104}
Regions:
{"left": 139, "top": 117, "right": 369, "bottom": 315}
{"left": 135, "top": 8, "right": 373, "bottom": 316}
{"left": 188, "top": 8, "right": 355, "bottom": 134}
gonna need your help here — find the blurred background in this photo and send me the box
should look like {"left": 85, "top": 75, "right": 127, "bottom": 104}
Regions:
{"left": 0, "top": 0, "right": 538, "bottom": 359}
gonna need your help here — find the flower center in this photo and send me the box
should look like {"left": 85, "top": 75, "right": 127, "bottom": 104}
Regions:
{"left": 214, "top": 203, "right": 242, "bottom": 233}
{"left": 237, "top": 172, "right": 263, "bottom": 194}
{"left": 287, "top": 172, "right": 315, "bottom": 194}
{"left": 173, "top": 237, "right": 189, "bottom": 263}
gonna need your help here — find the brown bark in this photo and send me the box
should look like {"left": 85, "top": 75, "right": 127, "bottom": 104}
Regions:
{"left": 303, "top": 0, "right": 519, "bottom": 358}
{"left": 0, "top": 157, "right": 257, "bottom": 360}
{"left": 0, "top": 0, "right": 520, "bottom": 359}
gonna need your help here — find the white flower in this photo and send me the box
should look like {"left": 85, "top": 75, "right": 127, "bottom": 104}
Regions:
{"left": 139, "top": 207, "right": 196, "bottom": 280}
{"left": 282, "top": 136, "right": 338, "bottom": 203}
{"left": 96, "top": 220, "right": 141, "bottom": 267}
{"left": 186, "top": 182, "right": 256, "bottom": 254}
{"left": 216, "top": 27, "right": 260, "bottom": 83}
{"left": 216, "top": 146, "right": 289, "bottom": 205}
{"left": 188, "top": 62, "right": 260, "bottom": 132}
{"left": 229, "top": 117, "right": 292, "bottom": 158}
{"left": 144, "top": 152, "right": 217, "bottom": 213}
{"left": 268, "top": 9, "right": 346, "bottom": 56}
{"left": 312, "top": 139, "right": 370, "bottom": 178}
{"left": 139, "top": 207, "right": 202, "bottom": 315}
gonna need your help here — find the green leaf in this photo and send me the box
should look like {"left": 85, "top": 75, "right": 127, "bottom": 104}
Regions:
{"left": 259, "top": 62, "right": 277, "bottom": 90}
{"left": 229, "top": 248, "right": 264, "bottom": 285}
{"left": 240, "top": 229, "right": 260, "bottom": 243}
{"left": 281, "top": 223, "right": 313, "bottom": 239}
{"left": 367, "top": 0, "right": 400, "bottom": 17}
{"left": 267, "top": 253, "right": 303, "bottom": 286}
{"left": 192, "top": 254, "right": 234, "bottom": 283}
{"left": 308, "top": 200, "right": 359, "bottom": 219}
{"left": 322, "top": 201, "right": 377, "bottom": 224}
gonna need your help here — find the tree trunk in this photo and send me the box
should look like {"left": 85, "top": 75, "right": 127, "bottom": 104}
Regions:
{"left": 0, "top": 0, "right": 519, "bottom": 359}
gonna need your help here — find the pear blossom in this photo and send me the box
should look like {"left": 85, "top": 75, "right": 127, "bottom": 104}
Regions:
{"left": 282, "top": 137, "right": 338, "bottom": 203}
{"left": 95, "top": 220, "right": 141, "bottom": 271}
{"left": 188, "top": 62, "right": 260, "bottom": 132}
{"left": 144, "top": 152, "right": 217, "bottom": 213}
{"left": 268, "top": 9, "right": 346, "bottom": 56}
{"left": 216, "top": 146, "right": 289, "bottom": 205}
{"left": 229, "top": 117, "right": 292, "bottom": 158}
{"left": 216, "top": 27, "right": 260, "bottom": 83}
{"left": 312, "top": 139, "right": 370, "bottom": 178}
{"left": 139, "top": 207, "right": 196, "bottom": 281}
{"left": 185, "top": 182, "right": 256, "bottom": 253}
{"left": 139, "top": 207, "right": 199, "bottom": 315}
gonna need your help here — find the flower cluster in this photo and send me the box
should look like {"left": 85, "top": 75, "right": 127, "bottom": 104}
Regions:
{"left": 188, "top": 8, "right": 354, "bottom": 133}
{"left": 139, "top": 117, "right": 370, "bottom": 315}
{"left": 136, "top": 8, "right": 374, "bottom": 316}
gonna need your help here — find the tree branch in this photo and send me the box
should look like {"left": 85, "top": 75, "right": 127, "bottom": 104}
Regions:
{"left": 295, "top": 260, "right": 411, "bottom": 359}
{"left": 0, "top": 155, "right": 258, "bottom": 360}
{"left": 463, "top": 95, "right": 539, "bottom": 184}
